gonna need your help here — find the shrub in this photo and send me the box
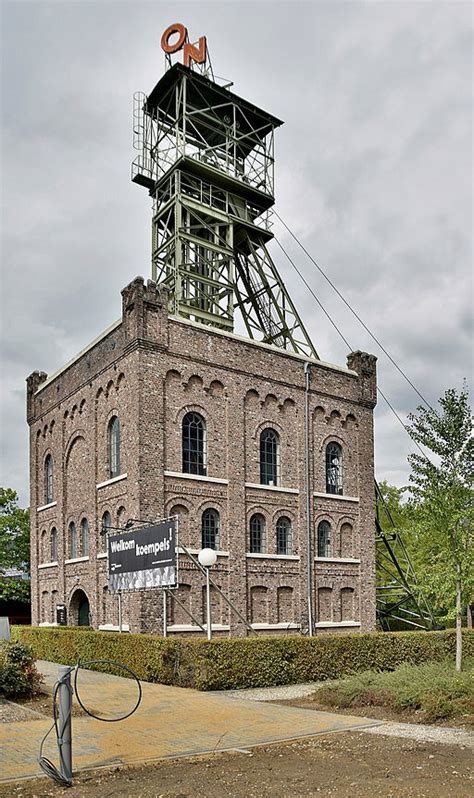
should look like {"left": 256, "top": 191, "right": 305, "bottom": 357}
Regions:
{"left": 0, "top": 641, "right": 43, "bottom": 698}
{"left": 10, "top": 626, "right": 474, "bottom": 691}
{"left": 315, "top": 659, "right": 474, "bottom": 722}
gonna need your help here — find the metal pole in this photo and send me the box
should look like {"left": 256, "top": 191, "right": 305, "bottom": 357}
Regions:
{"left": 304, "top": 362, "right": 314, "bottom": 637}
{"left": 180, "top": 543, "right": 254, "bottom": 633}
{"left": 118, "top": 591, "right": 123, "bottom": 633}
{"left": 163, "top": 589, "right": 167, "bottom": 638}
{"left": 58, "top": 666, "right": 73, "bottom": 784}
{"left": 206, "top": 567, "right": 212, "bottom": 641}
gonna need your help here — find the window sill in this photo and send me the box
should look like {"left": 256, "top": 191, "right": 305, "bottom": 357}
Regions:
{"left": 251, "top": 622, "right": 300, "bottom": 630}
{"left": 314, "top": 492, "right": 359, "bottom": 503}
{"left": 164, "top": 471, "right": 229, "bottom": 485}
{"left": 245, "top": 483, "right": 299, "bottom": 494}
{"left": 315, "top": 621, "right": 361, "bottom": 628}
{"left": 98, "top": 624, "right": 130, "bottom": 632}
{"left": 179, "top": 548, "right": 230, "bottom": 558}
{"left": 97, "top": 552, "right": 108, "bottom": 559}
{"left": 39, "top": 622, "right": 59, "bottom": 627}
{"left": 246, "top": 553, "right": 299, "bottom": 560}
{"left": 167, "top": 624, "right": 230, "bottom": 632}
{"left": 315, "top": 557, "right": 360, "bottom": 564}
{"left": 38, "top": 561, "right": 58, "bottom": 569}
{"left": 64, "top": 556, "right": 89, "bottom": 564}
{"left": 37, "top": 501, "right": 57, "bottom": 512}
{"left": 96, "top": 473, "right": 127, "bottom": 490}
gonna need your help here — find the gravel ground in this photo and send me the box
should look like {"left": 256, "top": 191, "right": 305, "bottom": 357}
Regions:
{"left": 218, "top": 683, "right": 474, "bottom": 748}
{"left": 217, "top": 683, "right": 325, "bottom": 702}
{"left": 365, "top": 722, "right": 474, "bottom": 748}
{"left": 0, "top": 697, "right": 45, "bottom": 723}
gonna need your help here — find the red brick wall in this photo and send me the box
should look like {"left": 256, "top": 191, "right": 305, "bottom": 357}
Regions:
{"left": 27, "top": 277, "right": 377, "bottom": 636}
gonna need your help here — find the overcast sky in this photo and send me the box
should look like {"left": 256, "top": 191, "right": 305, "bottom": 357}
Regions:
{"left": 1, "top": 0, "right": 472, "bottom": 506}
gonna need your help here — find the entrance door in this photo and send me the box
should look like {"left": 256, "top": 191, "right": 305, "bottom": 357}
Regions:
{"left": 78, "top": 596, "right": 90, "bottom": 626}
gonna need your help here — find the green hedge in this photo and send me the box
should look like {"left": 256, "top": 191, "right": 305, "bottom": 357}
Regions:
{"left": 11, "top": 626, "right": 474, "bottom": 691}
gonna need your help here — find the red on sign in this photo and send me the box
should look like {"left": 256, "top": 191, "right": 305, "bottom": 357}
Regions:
{"left": 160, "top": 23, "right": 207, "bottom": 68}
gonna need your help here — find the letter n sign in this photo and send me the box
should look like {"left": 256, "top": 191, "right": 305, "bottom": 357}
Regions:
{"left": 183, "top": 36, "right": 207, "bottom": 67}
{"left": 160, "top": 23, "right": 207, "bottom": 68}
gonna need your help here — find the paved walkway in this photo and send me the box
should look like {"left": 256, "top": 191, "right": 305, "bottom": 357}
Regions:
{"left": 0, "top": 660, "right": 381, "bottom": 783}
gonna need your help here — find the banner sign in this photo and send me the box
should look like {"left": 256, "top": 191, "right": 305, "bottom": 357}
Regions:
{"left": 108, "top": 519, "right": 177, "bottom": 592}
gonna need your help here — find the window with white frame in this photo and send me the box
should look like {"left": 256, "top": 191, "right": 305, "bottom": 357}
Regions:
{"left": 317, "top": 520, "right": 331, "bottom": 558}
{"left": 80, "top": 518, "right": 89, "bottom": 557}
{"left": 101, "top": 511, "right": 112, "bottom": 551}
{"left": 276, "top": 516, "right": 292, "bottom": 555}
{"left": 108, "top": 416, "right": 121, "bottom": 479}
{"left": 201, "top": 508, "right": 220, "bottom": 550}
{"left": 69, "top": 521, "right": 77, "bottom": 559}
{"left": 326, "top": 442, "right": 343, "bottom": 495}
{"left": 50, "top": 527, "right": 58, "bottom": 561}
{"left": 44, "top": 454, "right": 53, "bottom": 504}
{"left": 249, "top": 513, "right": 266, "bottom": 553}
{"left": 182, "top": 412, "right": 206, "bottom": 475}
{"left": 260, "top": 428, "right": 279, "bottom": 485}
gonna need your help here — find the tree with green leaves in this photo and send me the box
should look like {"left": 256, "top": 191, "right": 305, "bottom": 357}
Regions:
{"left": 0, "top": 489, "right": 30, "bottom": 604}
{"left": 377, "top": 480, "right": 413, "bottom": 534}
{"left": 406, "top": 385, "right": 473, "bottom": 671}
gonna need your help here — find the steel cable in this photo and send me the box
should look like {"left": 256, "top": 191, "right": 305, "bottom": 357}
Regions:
{"left": 274, "top": 235, "right": 433, "bottom": 464}
{"left": 37, "top": 659, "right": 142, "bottom": 787}
{"left": 274, "top": 210, "right": 435, "bottom": 412}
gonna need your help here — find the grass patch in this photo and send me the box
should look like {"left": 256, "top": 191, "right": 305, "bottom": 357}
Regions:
{"left": 315, "top": 659, "right": 474, "bottom": 723}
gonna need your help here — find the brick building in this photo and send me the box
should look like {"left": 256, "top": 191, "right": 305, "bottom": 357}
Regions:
{"left": 27, "top": 52, "right": 378, "bottom": 637}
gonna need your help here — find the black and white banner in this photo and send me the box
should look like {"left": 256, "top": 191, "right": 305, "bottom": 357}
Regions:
{"left": 108, "top": 519, "right": 177, "bottom": 592}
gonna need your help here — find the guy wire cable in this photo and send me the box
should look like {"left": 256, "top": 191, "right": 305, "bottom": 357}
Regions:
{"left": 274, "top": 235, "right": 433, "bottom": 465}
{"left": 274, "top": 210, "right": 435, "bottom": 413}
{"left": 38, "top": 659, "right": 142, "bottom": 786}
{"left": 73, "top": 659, "right": 142, "bottom": 721}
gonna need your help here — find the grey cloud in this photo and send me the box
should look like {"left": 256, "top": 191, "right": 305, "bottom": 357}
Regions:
{"left": 1, "top": 1, "right": 472, "bottom": 506}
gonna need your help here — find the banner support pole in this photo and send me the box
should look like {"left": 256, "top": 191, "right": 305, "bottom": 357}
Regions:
{"left": 118, "top": 591, "right": 123, "bottom": 633}
{"left": 163, "top": 590, "right": 168, "bottom": 637}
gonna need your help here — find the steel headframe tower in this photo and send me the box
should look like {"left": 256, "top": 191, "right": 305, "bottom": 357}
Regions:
{"left": 131, "top": 29, "right": 318, "bottom": 358}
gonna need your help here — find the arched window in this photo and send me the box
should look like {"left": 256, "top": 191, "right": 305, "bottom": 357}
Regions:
{"left": 276, "top": 516, "right": 292, "bottom": 555}
{"left": 326, "top": 442, "right": 343, "bottom": 495}
{"left": 80, "top": 518, "right": 89, "bottom": 557}
{"left": 40, "top": 530, "right": 47, "bottom": 562}
{"left": 50, "top": 528, "right": 58, "bottom": 561}
{"left": 117, "top": 506, "right": 126, "bottom": 528}
{"left": 44, "top": 454, "right": 53, "bottom": 503}
{"left": 260, "top": 428, "right": 279, "bottom": 485}
{"left": 317, "top": 521, "right": 331, "bottom": 558}
{"left": 69, "top": 522, "right": 77, "bottom": 559}
{"left": 202, "top": 508, "right": 220, "bottom": 550}
{"left": 249, "top": 513, "right": 266, "bottom": 554}
{"left": 108, "top": 416, "right": 121, "bottom": 479}
{"left": 101, "top": 511, "right": 111, "bottom": 551}
{"left": 182, "top": 412, "right": 206, "bottom": 475}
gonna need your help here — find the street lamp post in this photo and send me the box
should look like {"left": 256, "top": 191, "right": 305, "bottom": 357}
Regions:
{"left": 198, "top": 548, "right": 218, "bottom": 640}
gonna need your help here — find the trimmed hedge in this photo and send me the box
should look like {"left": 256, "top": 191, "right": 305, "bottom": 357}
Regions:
{"left": 11, "top": 626, "right": 474, "bottom": 691}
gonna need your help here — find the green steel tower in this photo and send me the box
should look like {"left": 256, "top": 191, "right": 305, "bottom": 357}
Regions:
{"left": 132, "top": 53, "right": 318, "bottom": 358}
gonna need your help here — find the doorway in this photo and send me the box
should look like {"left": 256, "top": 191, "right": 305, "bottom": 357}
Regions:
{"left": 70, "top": 589, "right": 90, "bottom": 626}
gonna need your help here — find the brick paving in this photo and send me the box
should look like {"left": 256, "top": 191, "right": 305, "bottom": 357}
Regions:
{"left": 0, "top": 660, "right": 381, "bottom": 783}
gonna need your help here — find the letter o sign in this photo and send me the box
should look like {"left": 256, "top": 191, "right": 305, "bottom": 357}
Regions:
{"left": 161, "top": 23, "right": 187, "bottom": 54}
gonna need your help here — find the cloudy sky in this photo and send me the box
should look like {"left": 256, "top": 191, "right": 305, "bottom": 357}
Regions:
{"left": 1, "top": 0, "right": 472, "bottom": 506}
